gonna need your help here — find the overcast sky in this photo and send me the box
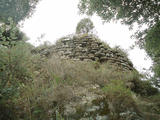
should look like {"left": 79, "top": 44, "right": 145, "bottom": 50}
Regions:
{"left": 21, "top": 0, "right": 152, "bottom": 73}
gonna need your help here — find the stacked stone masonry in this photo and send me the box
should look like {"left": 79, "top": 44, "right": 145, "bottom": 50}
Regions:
{"left": 39, "top": 35, "right": 134, "bottom": 70}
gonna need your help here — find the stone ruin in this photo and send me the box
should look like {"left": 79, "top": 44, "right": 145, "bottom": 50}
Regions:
{"left": 36, "top": 34, "right": 134, "bottom": 71}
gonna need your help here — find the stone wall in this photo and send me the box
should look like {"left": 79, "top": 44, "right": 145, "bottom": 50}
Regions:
{"left": 36, "top": 34, "right": 134, "bottom": 70}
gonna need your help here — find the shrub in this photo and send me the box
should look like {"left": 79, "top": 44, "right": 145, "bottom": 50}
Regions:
{"left": 0, "top": 42, "right": 38, "bottom": 119}
{"left": 131, "top": 79, "right": 159, "bottom": 96}
{"left": 102, "top": 80, "right": 143, "bottom": 120}
{"left": 14, "top": 55, "right": 73, "bottom": 119}
{"left": 0, "top": 19, "right": 28, "bottom": 47}
{"left": 112, "top": 45, "right": 129, "bottom": 58}
{"left": 0, "top": 42, "right": 35, "bottom": 96}
{"left": 76, "top": 18, "right": 95, "bottom": 34}
{"left": 0, "top": 20, "right": 37, "bottom": 119}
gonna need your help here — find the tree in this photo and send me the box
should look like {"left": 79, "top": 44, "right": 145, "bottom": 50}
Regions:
{"left": 78, "top": 0, "right": 160, "bottom": 45}
{"left": 78, "top": 0, "right": 160, "bottom": 87}
{"left": 144, "top": 21, "right": 160, "bottom": 87}
{"left": 0, "top": 0, "right": 40, "bottom": 24}
{"left": 145, "top": 21, "right": 160, "bottom": 59}
{"left": 76, "top": 18, "right": 95, "bottom": 34}
{"left": 78, "top": 0, "right": 159, "bottom": 26}
{"left": 0, "top": 19, "right": 28, "bottom": 48}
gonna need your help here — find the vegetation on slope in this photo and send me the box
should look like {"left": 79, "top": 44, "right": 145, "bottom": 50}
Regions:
{"left": 0, "top": 22, "right": 159, "bottom": 119}
{"left": 0, "top": 3, "right": 159, "bottom": 119}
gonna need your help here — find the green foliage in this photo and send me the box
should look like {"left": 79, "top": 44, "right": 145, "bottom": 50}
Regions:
{"left": 78, "top": 0, "right": 160, "bottom": 88}
{"left": 0, "top": 22, "right": 31, "bottom": 99}
{"left": 145, "top": 21, "right": 160, "bottom": 61}
{"left": 10, "top": 53, "right": 159, "bottom": 119}
{"left": 76, "top": 18, "right": 95, "bottom": 34}
{"left": 0, "top": 0, "right": 39, "bottom": 24}
{"left": 144, "top": 21, "right": 160, "bottom": 87}
{"left": 124, "top": 71, "right": 159, "bottom": 96}
{"left": 16, "top": 82, "right": 57, "bottom": 120}
{"left": 78, "top": 0, "right": 159, "bottom": 27}
{"left": 0, "top": 19, "right": 28, "bottom": 47}
{"left": 0, "top": 21, "right": 36, "bottom": 119}
{"left": 151, "top": 66, "right": 160, "bottom": 87}
{"left": 13, "top": 55, "right": 136, "bottom": 119}
{"left": 103, "top": 80, "right": 132, "bottom": 97}
{"left": 102, "top": 80, "right": 143, "bottom": 120}
{"left": 0, "top": 42, "right": 35, "bottom": 104}
{"left": 113, "top": 45, "right": 128, "bottom": 58}
{"left": 131, "top": 79, "right": 159, "bottom": 96}
{"left": 13, "top": 55, "right": 72, "bottom": 119}
{"left": 149, "top": 93, "right": 160, "bottom": 103}
{"left": 0, "top": 44, "right": 36, "bottom": 119}
{"left": 136, "top": 93, "right": 160, "bottom": 119}
{"left": 0, "top": 100, "right": 17, "bottom": 120}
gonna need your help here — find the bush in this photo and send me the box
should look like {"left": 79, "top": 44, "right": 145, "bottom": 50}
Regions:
{"left": 102, "top": 80, "right": 143, "bottom": 120}
{"left": 113, "top": 45, "right": 129, "bottom": 58}
{"left": 0, "top": 19, "right": 28, "bottom": 47}
{"left": 131, "top": 79, "right": 159, "bottom": 96}
{"left": 0, "top": 42, "right": 35, "bottom": 96}
{"left": 0, "top": 20, "right": 33, "bottom": 97}
{"left": 0, "top": 42, "right": 38, "bottom": 119}
{"left": 0, "top": 21, "right": 38, "bottom": 119}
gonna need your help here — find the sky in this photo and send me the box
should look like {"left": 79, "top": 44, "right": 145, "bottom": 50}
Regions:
{"left": 21, "top": 0, "right": 152, "bottom": 73}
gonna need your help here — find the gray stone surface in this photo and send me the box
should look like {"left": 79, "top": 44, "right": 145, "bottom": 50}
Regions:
{"left": 36, "top": 34, "right": 134, "bottom": 71}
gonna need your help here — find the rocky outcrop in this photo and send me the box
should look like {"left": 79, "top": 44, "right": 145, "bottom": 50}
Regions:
{"left": 53, "top": 83, "right": 144, "bottom": 120}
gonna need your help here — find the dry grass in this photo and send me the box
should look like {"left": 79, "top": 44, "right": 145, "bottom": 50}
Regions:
{"left": 14, "top": 54, "right": 155, "bottom": 119}
{"left": 45, "top": 55, "right": 137, "bottom": 87}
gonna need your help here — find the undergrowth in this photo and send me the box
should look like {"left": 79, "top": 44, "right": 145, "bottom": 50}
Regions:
{"left": 0, "top": 24, "right": 159, "bottom": 119}
{"left": 12, "top": 54, "right": 159, "bottom": 119}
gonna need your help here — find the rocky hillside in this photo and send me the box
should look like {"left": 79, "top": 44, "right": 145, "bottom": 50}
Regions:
{"left": 17, "top": 34, "right": 159, "bottom": 120}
